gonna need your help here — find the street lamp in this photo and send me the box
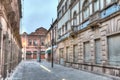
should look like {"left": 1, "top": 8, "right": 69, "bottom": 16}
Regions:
{"left": 51, "top": 25, "right": 54, "bottom": 68}
{"left": 38, "top": 36, "right": 41, "bottom": 62}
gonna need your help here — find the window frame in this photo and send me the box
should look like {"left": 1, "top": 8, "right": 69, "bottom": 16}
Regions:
{"left": 33, "top": 40, "right": 38, "bottom": 46}
{"left": 73, "top": 11, "right": 77, "bottom": 26}
{"left": 28, "top": 39, "right": 32, "bottom": 46}
{"left": 93, "top": 0, "right": 100, "bottom": 12}
{"left": 82, "top": 0, "right": 90, "bottom": 21}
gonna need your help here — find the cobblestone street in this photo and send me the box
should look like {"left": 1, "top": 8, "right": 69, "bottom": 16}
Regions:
{"left": 8, "top": 60, "right": 120, "bottom": 80}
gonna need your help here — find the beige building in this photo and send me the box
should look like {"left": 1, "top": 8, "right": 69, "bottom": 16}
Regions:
{"left": 56, "top": 0, "right": 120, "bottom": 77}
{"left": 0, "top": 0, "right": 22, "bottom": 79}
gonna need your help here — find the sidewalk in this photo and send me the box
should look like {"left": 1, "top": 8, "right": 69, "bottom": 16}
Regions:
{"left": 8, "top": 60, "right": 120, "bottom": 80}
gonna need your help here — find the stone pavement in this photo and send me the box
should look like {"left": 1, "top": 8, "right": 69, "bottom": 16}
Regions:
{"left": 8, "top": 60, "right": 120, "bottom": 80}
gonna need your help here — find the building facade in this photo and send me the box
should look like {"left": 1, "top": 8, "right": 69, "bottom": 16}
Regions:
{"left": 21, "top": 27, "right": 47, "bottom": 60}
{"left": 0, "top": 0, "right": 22, "bottom": 79}
{"left": 56, "top": 0, "right": 120, "bottom": 77}
{"left": 45, "top": 19, "right": 57, "bottom": 62}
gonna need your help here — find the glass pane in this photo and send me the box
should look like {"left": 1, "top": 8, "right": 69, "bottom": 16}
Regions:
{"left": 95, "top": 39, "right": 102, "bottom": 64}
{"left": 84, "top": 8, "right": 89, "bottom": 19}
{"left": 100, "top": 0, "right": 104, "bottom": 9}
{"left": 106, "top": 0, "right": 111, "bottom": 5}
{"left": 90, "top": 4, "right": 93, "bottom": 15}
{"left": 83, "top": 1, "right": 90, "bottom": 19}
{"left": 84, "top": 42, "right": 91, "bottom": 62}
{"left": 108, "top": 35, "right": 120, "bottom": 66}
{"left": 66, "top": 47, "right": 69, "bottom": 61}
{"left": 94, "top": 0, "right": 99, "bottom": 12}
{"left": 73, "top": 45, "right": 78, "bottom": 62}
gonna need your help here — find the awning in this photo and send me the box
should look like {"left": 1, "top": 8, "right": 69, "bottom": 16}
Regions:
{"left": 45, "top": 47, "right": 51, "bottom": 54}
{"left": 26, "top": 52, "right": 32, "bottom": 55}
{"left": 45, "top": 45, "right": 57, "bottom": 54}
{"left": 40, "top": 51, "right": 45, "bottom": 54}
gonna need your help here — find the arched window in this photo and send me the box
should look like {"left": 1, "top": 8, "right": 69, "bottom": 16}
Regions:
{"left": 83, "top": 0, "right": 90, "bottom": 20}
{"left": 93, "top": 0, "right": 99, "bottom": 12}
{"left": 73, "top": 11, "right": 77, "bottom": 26}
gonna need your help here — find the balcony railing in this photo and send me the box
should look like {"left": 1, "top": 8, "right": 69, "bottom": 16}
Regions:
{"left": 89, "top": 11, "right": 100, "bottom": 23}
{"left": 71, "top": 25, "right": 78, "bottom": 32}
{"left": 57, "top": 32, "right": 70, "bottom": 42}
{"left": 70, "top": 25, "right": 78, "bottom": 37}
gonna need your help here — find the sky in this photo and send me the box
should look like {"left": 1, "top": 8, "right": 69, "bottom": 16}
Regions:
{"left": 21, "top": 0, "right": 58, "bottom": 34}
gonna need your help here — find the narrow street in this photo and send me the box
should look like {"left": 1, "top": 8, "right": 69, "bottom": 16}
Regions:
{"left": 9, "top": 60, "right": 120, "bottom": 80}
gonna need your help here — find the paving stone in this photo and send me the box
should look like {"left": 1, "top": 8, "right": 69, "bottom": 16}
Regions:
{"left": 9, "top": 60, "right": 120, "bottom": 80}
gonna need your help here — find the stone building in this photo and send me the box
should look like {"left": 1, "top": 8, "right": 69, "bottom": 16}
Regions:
{"left": 56, "top": 0, "right": 120, "bottom": 77}
{"left": 21, "top": 27, "right": 47, "bottom": 60}
{"left": 45, "top": 19, "right": 57, "bottom": 62}
{"left": 0, "top": 0, "right": 22, "bottom": 79}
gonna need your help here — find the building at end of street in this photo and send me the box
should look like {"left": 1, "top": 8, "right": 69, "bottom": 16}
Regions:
{"left": 21, "top": 27, "right": 47, "bottom": 60}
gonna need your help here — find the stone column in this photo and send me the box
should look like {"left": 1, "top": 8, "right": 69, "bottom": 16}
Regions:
{"left": 89, "top": 30, "right": 95, "bottom": 64}
{"left": 100, "top": 26, "right": 108, "bottom": 65}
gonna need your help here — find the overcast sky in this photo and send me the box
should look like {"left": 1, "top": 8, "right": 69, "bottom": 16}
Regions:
{"left": 21, "top": 0, "right": 58, "bottom": 34}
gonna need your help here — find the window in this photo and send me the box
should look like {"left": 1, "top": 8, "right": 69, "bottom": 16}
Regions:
{"left": 62, "top": 26, "right": 64, "bottom": 35}
{"left": 26, "top": 51, "right": 32, "bottom": 55}
{"left": 65, "top": 22, "right": 68, "bottom": 32}
{"left": 73, "top": 11, "right": 77, "bottom": 26}
{"left": 28, "top": 39, "right": 32, "bottom": 46}
{"left": 33, "top": 51, "right": 37, "bottom": 54}
{"left": 100, "top": 0, "right": 104, "bottom": 9}
{"left": 33, "top": 40, "right": 38, "bottom": 46}
{"left": 54, "top": 27, "right": 56, "bottom": 41}
{"left": 65, "top": 2, "right": 67, "bottom": 11}
{"left": 95, "top": 39, "right": 102, "bottom": 64}
{"left": 106, "top": 0, "right": 111, "bottom": 5}
{"left": 59, "top": 48, "right": 64, "bottom": 65}
{"left": 84, "top": 42, "right": 91, "bottom": 62}
{"left": 59, "top": 28, "right": 61, "bottom": 35}
{"left": 66, "top": 47, "right": 70, "bottom": 62}
{"left": 108, "top": 35, "right": 120, "bottom": 66}
{"left": 58, "top": 28, "right": 61, "bottom": 38}
{"left": 58, "top": 10, "right": 62, "bottom": 19}
{"left": 94, "top": 0, "right": 99, "bottom": 12}
{"left": 58, "top": 11, "right": 60, "bottom": 18}
{"left": 83, "top": 0, "right": 90, "bottom": 20}
{"left": 41, "top": 42, "right": 44, "bottom": 46}
{"left": 73, "top": 45, "right": 78, "bottom": 62}
{"left": 62, "top": 6, "right": 65, "bottom": 14}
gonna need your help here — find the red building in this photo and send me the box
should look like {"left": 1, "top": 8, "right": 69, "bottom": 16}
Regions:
{"left": 21, "top": 27, "right": 47, "bottom": 60}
